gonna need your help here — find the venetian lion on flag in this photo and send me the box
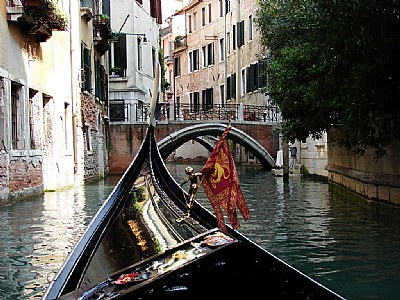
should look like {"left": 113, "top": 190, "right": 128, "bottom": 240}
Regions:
{"left": 200, "top": 126, "right": 250, "bottom": 232}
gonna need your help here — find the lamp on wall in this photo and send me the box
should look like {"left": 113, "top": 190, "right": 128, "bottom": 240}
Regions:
{"left": 112, "top": 32, "right": 148, "bottom": 43}
{"left": 114, "top": 14, "right": 148, "bottom": 43}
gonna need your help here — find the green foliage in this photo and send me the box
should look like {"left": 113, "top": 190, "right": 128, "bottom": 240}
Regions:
{"left": 256, "top": 0, "right": 400, "bottom": 158}
{"left": 158, "top": 47, "right": 170, "bottom": 92}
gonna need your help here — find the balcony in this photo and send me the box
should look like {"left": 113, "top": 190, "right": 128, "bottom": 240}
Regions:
{"left": 172, "top": 35, "right": 187, "bottom": 54}
{"left": 6, "top": 0, "right": 68, "bottom": 42}
{"left": 93, "top": 14, "right": 112, "bottom": 55}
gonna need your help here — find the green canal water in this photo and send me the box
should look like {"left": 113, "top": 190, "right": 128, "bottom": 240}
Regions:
{"left": 0, "top": 164, "right": 399, "bottom": 299}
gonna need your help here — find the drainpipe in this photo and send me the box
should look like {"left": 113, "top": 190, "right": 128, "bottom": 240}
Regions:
{"left": 69, "top": 0, "right": 78, "bottom": 174}
{"left": 236, "top": 0, "right": 241, "bottom": 115}
{"left": 224, "top": 0, "right": 227, "bottom": 108}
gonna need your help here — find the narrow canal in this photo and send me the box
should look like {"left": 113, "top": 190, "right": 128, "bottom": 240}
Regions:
{"left": 1, "top": 164, "right": 399, "bottom": 299}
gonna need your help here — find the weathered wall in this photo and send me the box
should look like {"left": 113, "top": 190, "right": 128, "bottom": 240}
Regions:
{"left": 327, "top": 134, "right": 400, "bottom": 204}
{"left": 108, "top": 121, "right": 279, "bottom": 174}
{"left": 8, "top": 155, "right": 43, "bottom": 197}
{"left": 300, "top": 133, "right": 328, "bottom": 177}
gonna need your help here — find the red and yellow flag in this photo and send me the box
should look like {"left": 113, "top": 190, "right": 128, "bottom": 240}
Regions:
{"left": 201, "top": 126, "right": 250, "bottom": 232}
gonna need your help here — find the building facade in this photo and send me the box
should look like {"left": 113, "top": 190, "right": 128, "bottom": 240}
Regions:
{"left": 1, "top": 0, "right": 111, "bottom": 203}
{"left": 165, "top": 0, "right": 268, "bottom": 119}
{"left": 108, "top": 0, "right": 162, "bottom": 124}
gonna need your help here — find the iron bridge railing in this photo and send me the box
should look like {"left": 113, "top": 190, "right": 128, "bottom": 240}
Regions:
{"left": 109, "top": 102, "right": 282, "bottom": 124}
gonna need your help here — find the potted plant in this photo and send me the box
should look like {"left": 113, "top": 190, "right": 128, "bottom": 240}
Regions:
{"left": 109, "top": 67, "right": 121, "bottom": 76}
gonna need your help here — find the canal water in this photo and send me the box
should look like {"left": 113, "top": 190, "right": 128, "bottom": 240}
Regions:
{"left": 0, "top": 164, "right": 399, "bottom": 299}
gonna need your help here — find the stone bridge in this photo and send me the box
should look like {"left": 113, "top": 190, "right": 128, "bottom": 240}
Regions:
{"left": 108, "top": 121, "right": 280, "bottom": 174}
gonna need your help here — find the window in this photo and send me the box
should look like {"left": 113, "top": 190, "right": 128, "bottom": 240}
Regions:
{"left": 150, "top": 0, "right": 157, "bottom": 19}
{"left": 237, "top": 20, "right": 245, "bottom": 47}
{"left": 246, "top": 63, "right": 258, "bottom": 93}
{"left": 246, "top": 61, "right": 267, "bottom": 92}
{"left": 227, "top": 31, "right": 231, "bottom": 54}
{"left": 11, "top": 82, "right": 22, "bottom": 150}
{"left": 207, "top": 43, "right": 214, "bottom": 66}
{"left": 95, "top": 59, "right": 106, "bottom": 101}
{"left": 137, "top": 37, "right": 143, "bottom": 71}
{"left": 233, "top": 24, "right": 236, "bottom": 50}
{"left": 190, "top": 91, "right": 200, "bottom": 112}
{"left": 84, "top": 123, "right": 92, "bottom": 153}
{"left": 110, "top": 100, "right": 125, "bottom": 121}
{"left": 189, "top": 49, "right": 199, "bottom": 72}
{"left": 227, "top": 73, "right": 236, "bottom": 100}
{"left": 201, "top": 7, "right": 206, "bottom": 26}
{"left": 188, "top": 15, "right": 192, "bottom": 33}
{"left": 202, "top": 46, "right": 207, "bottom": 68}
{"left": 248, "top": 15, "right": 253, "bottom": 41}
{"left": 174, "top": 56, "right": 181, "bottom": 76}
{"left": 241, "top": 68, "right": 245, "bottom": 96}
{"left": 28, "top": 89, "right": 39, "bottom": 149}
{"left": 219, "top": 38, "right": 225, "bottom": 62}
{"left": 109, "top": 34, "right": 127, "bottom": 77}
{"left": 152, "top": 47, "right": 156, "bottom": 77}
{"left": 220, "top": 84, "right": 225, "bottom": 106}
{"left": 219, "top": 0, "right": 231, "bottom": 15}
{"left": 226, "top": 0, "right": 230, "bottom": 13}
{"left": 201, "top": 43, "right": 214, "bottom": 67}
{"left": 202, "top": 88, "right": 213, "bottom": 110}
{"left": 193, "top": 12, "right": 197, "bottom": 31}
{"left": 208, "top": 3, "right": 212, "bottom": 23}
{"left": 82, "top": 45, "right": 92, "bottom": 91}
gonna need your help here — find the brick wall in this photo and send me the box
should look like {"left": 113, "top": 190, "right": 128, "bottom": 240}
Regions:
{"left": 8, "top": 156, "right": 43, "bottom": 196}
{"left": 108, "top": 122, "right": 279, "bottom": 174}
{"left": 0, "top": 154, "right": 8, "bottom": 197}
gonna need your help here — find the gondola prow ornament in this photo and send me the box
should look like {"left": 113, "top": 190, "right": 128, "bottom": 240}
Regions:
{"left": 177, "top": 166, "right": 202, "bottom": 222}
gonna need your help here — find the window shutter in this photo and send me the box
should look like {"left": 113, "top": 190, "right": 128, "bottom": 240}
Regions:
{"left": 150, "top": 0, "right": 157, "bottom": 19}
{"left": 227, "top": 75, "right": 231, "bottom": 100}
{"left": 258, "top": 60, "right": 266, "bottom": 88}
{"left": 246, "top": 66, "right": 250, "bottom": 93}
{"left": 233, "top": 24, "right": 236, "bottom": 50}
{"left": 207, "top": 43, "right": 214, "bottom": 66}
{"left": 207, "top": 88, "right": 213, "bottom": 109}
{"left": 237, "top": 20, "right": 244, "bottom": 47}
{"left": 83, "top": 47, "right": 91, "bottom": 92}
{"left": 202, "top": 89, "right": 206, "bottom": 110}
{"left": 232, "top": 73, "right": 236, "bottom": 98}
{"left": 253, "top": 63, "right": 259, "bottom": 91}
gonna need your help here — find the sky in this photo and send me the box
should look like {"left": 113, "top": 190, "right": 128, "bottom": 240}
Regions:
{"left": 161, "top": 0, "right": 190, "bottom": 25}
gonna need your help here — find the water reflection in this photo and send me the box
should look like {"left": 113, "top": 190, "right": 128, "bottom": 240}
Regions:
{"left": 166, "top": 164, "right": 400, "bottom": 300}
{"left": 0, "top": 180, "right": 116, "bottom": 299}
{"left": 1, "top": 165, "right": 400, "bottom": 300}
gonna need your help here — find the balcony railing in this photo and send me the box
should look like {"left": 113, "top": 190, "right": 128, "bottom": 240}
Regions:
{"left": 109, "top": 102, "right": 150, "bottom": 123}
{"left": 109, "top": 102, "right": 281, "bottom": 124}
{"left": 175, "top": 103, "right": 281, "bottom": 123}
{"left": 172, "top": 35, "right": 187, "bottom": 53}
{"left": 6, "top": 0, "right": 68, "bottom": 42}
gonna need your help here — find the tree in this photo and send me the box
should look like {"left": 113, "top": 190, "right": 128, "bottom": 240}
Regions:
{"left": 256, "top": 0, "right": 400, "bottom": 158}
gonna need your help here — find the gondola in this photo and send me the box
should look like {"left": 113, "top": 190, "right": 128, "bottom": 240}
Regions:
{"left": 43, "top": 68, "right": 345, "bottom": 300}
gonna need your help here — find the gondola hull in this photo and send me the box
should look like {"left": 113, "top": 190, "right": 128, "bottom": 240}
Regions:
{"left": 43, "top": 125, "right": 344, "bottom": 300}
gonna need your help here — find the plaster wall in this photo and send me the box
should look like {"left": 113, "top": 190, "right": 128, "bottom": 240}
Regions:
{"left": 173, "top": 0, "right": 267, "bottom": 108}
{"left": 300, "top": 133, "right": 328, "bottom": 177}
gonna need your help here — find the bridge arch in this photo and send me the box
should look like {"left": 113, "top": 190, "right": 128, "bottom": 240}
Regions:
{"left": 157, "top": 123, "right": 275, "bottom": 169}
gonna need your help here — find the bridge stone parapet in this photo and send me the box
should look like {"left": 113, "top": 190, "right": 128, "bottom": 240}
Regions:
{"left": 108, "top": 121, "right": 280, "bottom": 174}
